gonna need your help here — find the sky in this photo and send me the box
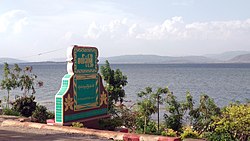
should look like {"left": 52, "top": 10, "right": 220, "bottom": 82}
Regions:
{"left": 0, "top": 0, "right": 250, "bottom": 61}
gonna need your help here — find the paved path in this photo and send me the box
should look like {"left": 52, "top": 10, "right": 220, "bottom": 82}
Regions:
{"left": 0, "top": 115, "right": 109, "bottom": 141}
{"left": 0, "top": 126, "right": 108, "bottom": 141}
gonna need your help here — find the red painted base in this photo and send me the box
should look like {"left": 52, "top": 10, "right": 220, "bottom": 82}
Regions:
{"left": 60, "top": 114, "right": 111, "bottom": 129}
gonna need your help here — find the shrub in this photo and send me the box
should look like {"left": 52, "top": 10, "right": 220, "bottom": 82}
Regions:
{"left": 12, "top": 95, "right": 36, "bottom": 117}
{"left": 209, "top": 103, "right": 250, "bottom": 141}
{"left": 2, "top": 108, "right": 20, "bottom": 116}
{"left": 31, "top": 105, "right": 47, "bottom": 123}
{"left": 204, "top": 132, "right": 237, "bottom": 141}
{"left": 181, "top": 127, "right": 200, "bottom": 139}
{"left": 46, "top": 110, "right": 55, "bottom": 119}
{"left": 72, "top": 122, "right": 84, "bottom": 128}
{"left": 161, "top": 129, "right": 177, "bottom": 137}
{"left": 99, "top": 117, "right": 123, "bottom": 131}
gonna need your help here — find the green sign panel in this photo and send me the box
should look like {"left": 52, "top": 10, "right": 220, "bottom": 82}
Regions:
{"left": 73, "top": 48, "right": 98, "bottom": 74}
{"left": 74, "top": 74, "right": 99, "bottom": 111}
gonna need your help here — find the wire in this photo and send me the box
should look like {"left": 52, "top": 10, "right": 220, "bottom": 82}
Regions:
{"left": 21, "top": 47, "right": 65, "bottom": 59}
{"left": 0, "top": 47, "right": 66, "bottom": 63}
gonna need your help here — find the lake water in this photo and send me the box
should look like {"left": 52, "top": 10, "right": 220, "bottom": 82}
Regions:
{"left": 0, "top": 63, "right": 250, "bottom": 112}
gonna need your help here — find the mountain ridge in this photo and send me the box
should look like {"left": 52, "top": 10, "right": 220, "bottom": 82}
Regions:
{"left": 1, "top": 51, "right": 250, "bottom": 64}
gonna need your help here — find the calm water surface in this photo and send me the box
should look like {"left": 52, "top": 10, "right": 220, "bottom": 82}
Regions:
{"left": 0, "top": 63, "right": 250, "bottom": 111}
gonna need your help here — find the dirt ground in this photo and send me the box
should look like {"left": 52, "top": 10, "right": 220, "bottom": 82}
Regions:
{"left": 0, "top": 115, "right": 109, "bottom": 141}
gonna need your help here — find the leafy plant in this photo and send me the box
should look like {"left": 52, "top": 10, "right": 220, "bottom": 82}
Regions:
{"left": 46, "top": 110, "right": 55, "bottom": 119}
{"left": 72, "top": 122, "right": 84, "bottom": 128}
{"left": 2, "top": 107, "right": 20, "bottom": 116}
{"left": 150, "top": 87, "right": 169, "bottom": 131}
{"left": 204, "top": 132, "right": 237, "bottom": 141}
{"left": 19, "top": 66, "right": 43, "bottom": 95}
{"left": 192, "top": 94, "right": 220, "bottom": 133}
{"left": 114, "top": 105, "right": 137, "bottom": 132}
{"left": 1, "top": 63, "right": 42, "bottom": 109}
{"left": 209, "top": 103, "right": 250, "bottom": 141}
{"left": 99, "top": 117, "right": 123, "bottom": 131}
{"left": 0, "top": 63, "right": 21, "bottom": 108}
{"left": 181, "top": 126, "right": 200, "bottom": 139}
{"left": 136, "top": 87, "right": 157, "bottom": 134}
{"left": 31, "top": 105, "right": 47, "bottom": 123}
{"left": 161, "top": 129, "right": 177, "bottom": 137}
{"left": 100, "top": 60, "right": 128, "bottom": 112}
{"left": 12, "top": 95, "right": 36, "bottom": 117}
{"left": 164, "top": 91, "right": 184, "bottom": 132}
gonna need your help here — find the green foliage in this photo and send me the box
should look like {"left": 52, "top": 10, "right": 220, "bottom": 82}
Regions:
{"left": 151, "top": 87, "right": 169, "bottom": 132}
{"left": 114, "top": 105, "right": 137, "bottom": 132}
{"left": 192, "top": 94, "right": 220, "bottom": 133}
{"left": 161, "top": 129, "right": 177, "bottom": 137}
{"left": 164, "top": 91, "right": 184, "bottom": 132}
{"left": 181, "top": 127, "right": 200, "bottom": 139}
{"left": 46, "top": 110, "right": 55, "bottom": 119}
{"left": 1, "top": 63, "right": 42, "bottom": 108}
{"left": 72, "top": 122, "right": 84, "bottom": 128}
{"left": 31, "top": 105, "right": 54, "bottom": 123}
{"left": 12, "top": 95, "right": 36, "bottom": 117}
{"left": 136, "top": 87, "right": 157, "bottom": 134}
{"left": 209, "top": 103, "right": 250, "bottom": 141}
{"left": 99, "top": 117, "right": 123, "bottom": 131}
{"left": 31, "top": 105, "right": 47, "bottom": 123}
{"left": 0, "top": 63, "right": 21, "bottom": 108}
{"left": 2, "top": 107, "right": 20, "bottom": 116}
{"left": 204, "top": 132, "right": 237, "bottom": 141}
{"left": 100, "top": 60, "right": 128, "bottom": 112}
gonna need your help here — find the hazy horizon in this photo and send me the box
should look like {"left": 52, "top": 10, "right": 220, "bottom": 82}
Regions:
{"left": 1, "top": 0, "right": 250, "bottom": 62}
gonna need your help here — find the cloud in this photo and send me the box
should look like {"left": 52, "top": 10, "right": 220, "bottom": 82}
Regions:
{"left": 85, "top": 18, "right": 133, "bottom": 39}
{"left": 13, "top": 17, "right": 28, "bottom": 34}
{"left": 136, "top": 16, "right": 184, "bottom": 40}
{"left": 83, "top": 17, "right": 250, "bottom": 43}
{"left": 0, "top": 10, "right": 28, "bottom": 33}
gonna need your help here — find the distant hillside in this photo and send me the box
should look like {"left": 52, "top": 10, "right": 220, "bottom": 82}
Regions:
{"left": 99, "top": 55, "right": 219, "bottom": 64}
{"left": 0, "top": 58, "right": 25, "bottom": 64}
{"left": 205, "top": 51, "right": 250, "bottom": 61}
{"left": 227, "top": 54, "right": 250, "bottom": 63}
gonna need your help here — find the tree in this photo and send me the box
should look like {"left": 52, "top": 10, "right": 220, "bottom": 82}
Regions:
{"left": 1, "top": 63, "right": 42, "bottom": 109}
{"left": 182, "top": 91, "right": 197, "bottom": 126}
{"left": 19, "top": 66, "right": 43, "bottom": 95}
{"left": 193, "top": 94, "right": 220, "bottom": 133}
{"left": 136, "top": 87, "right": 157, "bottom": 134}
{"left": 164, "top": 91, "right": 184, "bottom": 132}
{"left": 100, "top": 60, "right": 127, "bottom": 112}
{"left": 0, "top": 63, "right": 21, "bottom": 108}
{"left": 150, "top": 87, "right": 169, "bottom": 132}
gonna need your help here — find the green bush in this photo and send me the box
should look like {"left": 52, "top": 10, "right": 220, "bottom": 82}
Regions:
{"left": 161, "top": 129, "right": 177, "bottom": 137}
{"left": 31, "top": 105, "right": 47, "bottom": 123}
{"left": 208, "top": 103, "right": 250, "bottom": 141}
{"left": 2, "top": 108, "right": 20, "bottom": 116}
{"left": 46, "top": 110, "right": 55, "bottom": 119}
{"left": 181, "top": 127, "right": 200, "bottom": 139}
{"left": 99, "top": 117, "right": 123, "bottom": 131}
{"left": 12, "top": 95, "right": 36, "bottom": 117}
{"left": 72, "top": 122, "right": 84, "bottom": 128}
{"left": 204, "top": 132, "right": 237, "bottom": 141}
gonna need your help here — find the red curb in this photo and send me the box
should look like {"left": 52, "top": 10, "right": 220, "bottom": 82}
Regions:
{"left": 158, "top": 136, "right": 181, "bottom": 141}
{"left": 123, "top": 134, "right": 140, "bottom": 141}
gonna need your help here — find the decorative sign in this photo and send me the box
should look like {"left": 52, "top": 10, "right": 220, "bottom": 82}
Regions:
{"left": 73, "top": 47, "right": 98, "bottom": 74}
{"left": 55, "top": 45, "right": 108, "bottom": 126}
